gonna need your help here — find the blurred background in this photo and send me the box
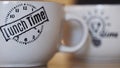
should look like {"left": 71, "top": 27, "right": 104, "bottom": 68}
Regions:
{"left": 47, "top": 0, "right": 120, "bottom": 5}
{"left": 46, "top": 0, "right": 75, "bottom": 5}
{"left": 46, "top": 0, "right": 120, "bottom": 68}
{"left": 36, "top": 0, "right": 120, "bottom": 68}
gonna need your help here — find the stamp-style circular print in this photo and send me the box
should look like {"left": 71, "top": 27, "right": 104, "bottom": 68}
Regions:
{"left": 0, "top": 3, "right": 49, "bottom": 45}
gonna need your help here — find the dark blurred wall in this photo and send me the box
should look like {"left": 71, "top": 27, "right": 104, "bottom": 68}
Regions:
{"left": 76, "top": 0, "right": 120, "bottom": 4}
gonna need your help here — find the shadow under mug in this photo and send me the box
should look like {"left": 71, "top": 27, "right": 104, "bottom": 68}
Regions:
{"left": 0, "top": 1, "right": 88, "bottom": 67}
{"left": 65, "top": 5, "right": 120, "bottom": 63}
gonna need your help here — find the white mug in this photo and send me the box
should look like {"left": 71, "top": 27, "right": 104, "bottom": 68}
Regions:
{"left": 65, "top": 5, "right": 120, "bottom": 63}
{"left": 0, "top": 1, "right": 88, "bottom": 67}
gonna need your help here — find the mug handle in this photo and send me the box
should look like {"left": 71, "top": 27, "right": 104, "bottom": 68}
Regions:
{"left": 59, "top": 14, "right": 88, "bottom": 53}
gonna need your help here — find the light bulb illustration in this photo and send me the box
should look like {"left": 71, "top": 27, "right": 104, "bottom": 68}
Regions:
{"left": 88, "top": 17, "right": 105, "bottom": 46}
{"left": 88, "top": 17, "right": 105, "bottom": 37}
{"left": 83, "top": 9, "right": 110, "bottom": 47}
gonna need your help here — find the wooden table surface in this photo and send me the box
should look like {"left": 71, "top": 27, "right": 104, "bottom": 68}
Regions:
{"left": 47, "top": 52, "right": 120, "bottom": 68}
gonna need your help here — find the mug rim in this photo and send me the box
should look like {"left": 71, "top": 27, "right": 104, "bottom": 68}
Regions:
{"left": 0, "top": 1, "right": 63, "bottom": 6}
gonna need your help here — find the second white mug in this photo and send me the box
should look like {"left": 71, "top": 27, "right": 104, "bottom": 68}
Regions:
{"left": 65, "top": 5, "right": 120, "bottom": 63}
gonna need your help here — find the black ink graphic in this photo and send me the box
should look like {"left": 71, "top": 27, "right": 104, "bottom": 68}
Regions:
{"left": 88, "top": 16, "right": 105, "bottom": 47}
{"left": 83, "top": 9, "right": 118, "bottom": 47}
{"left": 92, "top": 37, "right": 101, "bottom": 47}
{"left": 0, "top": 3, "right": 49, "bottom": 44}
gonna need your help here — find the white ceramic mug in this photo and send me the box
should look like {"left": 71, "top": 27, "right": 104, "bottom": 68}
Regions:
{"left": 0, "top": 1, "right": 88, "bottom": 67}
{"left": 65, "top": 5, "right": 120, "bottom": 63}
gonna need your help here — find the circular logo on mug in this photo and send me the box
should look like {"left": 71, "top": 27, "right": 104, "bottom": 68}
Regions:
{"left": 0, "top": 3, "right": 49, "bottom": 44}
{"left": 83, "top": 9, "right": 118, "bottom": 47}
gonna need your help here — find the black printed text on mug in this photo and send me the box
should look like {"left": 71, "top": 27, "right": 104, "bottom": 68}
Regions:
{"left": 0, "top": 3, "right": 49, "bottom": 44}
